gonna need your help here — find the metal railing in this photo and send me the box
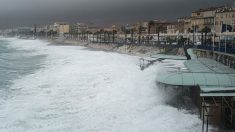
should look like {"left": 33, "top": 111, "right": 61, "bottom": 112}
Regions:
{"left": 196, "top": 44, "right": 235, "bottom": 55}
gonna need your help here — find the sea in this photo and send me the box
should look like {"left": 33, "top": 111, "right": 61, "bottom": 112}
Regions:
{"left": 0, "top": 38, "right": 203, "bottom": 132}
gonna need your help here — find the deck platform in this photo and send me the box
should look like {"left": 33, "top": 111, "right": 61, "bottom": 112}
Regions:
{"left": 152, "top": 49, "right": 235, "bottom": 131}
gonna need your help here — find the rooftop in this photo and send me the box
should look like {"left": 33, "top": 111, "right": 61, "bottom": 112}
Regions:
{"left": 153, "top": 50, "right": 235, "bottom": 97}
{"left": 192, "top": 6, "right": 222, "bottom": 13}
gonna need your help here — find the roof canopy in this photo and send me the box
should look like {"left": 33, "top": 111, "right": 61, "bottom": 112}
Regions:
{"left": 155, "top": 55, "right": 235, "bottom": 97}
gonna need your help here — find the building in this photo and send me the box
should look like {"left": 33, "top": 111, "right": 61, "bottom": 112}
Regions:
{"left": 215, "top": 7, "right": 235, "bottom": 44}
{"left": 233, "top": 2, "right": 235, "bottom": 10}
{"left": 133, "top": 22, "right": 149, "bottom": 34}
{"left": 54, "top": 22, "right": 70, "bottom": 34}
{"left": 167, "top": 21, "right": 184, "bottom": 35}
{"left": 36, "top": 26, "right": 48, "bottom": 32}
{"left": 215, "top": 7, "right": 235, "bottom": 33}
{"left": 188, "top": 5, "right": 235, "bottom": 35}
{"left": 190, "top": 7, "right": 219, "bottom": 32}
{"left": 59, "top": 24, "right": 69, "bottom": 34}
{"left": 69, "top": 24, "right": 79, "bottom": 33}
{"left": 87, "top": 25, "right": 100, "bottom": 34}
{"left": 148, "top": 20, "right": 169, "bottom": 34}
{"left": 177, "top": 17, "right": 192, "bottom": 34}
{"left": 42, "top": 24, "right": 57, "bottom": 33}
{"left": 103, "top": 25, "right": 117, "bottom": 32}
{"left": 69, "top": 23, "right": 89, "bottom": 33}
{"left": 78, "top": 23, "right": 88, "bottom": 33}
{"left": 17, "top": 27, "right": 34, "bottom": 35}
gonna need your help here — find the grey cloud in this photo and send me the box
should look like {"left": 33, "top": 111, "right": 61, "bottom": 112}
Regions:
{"left": 0, "top": 0, "right": 234, "bottom": 28}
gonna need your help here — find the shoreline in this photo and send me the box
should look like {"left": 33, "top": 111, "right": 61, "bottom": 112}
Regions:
{"left": 50, "top": 39, "right": 184, "bottom": 57}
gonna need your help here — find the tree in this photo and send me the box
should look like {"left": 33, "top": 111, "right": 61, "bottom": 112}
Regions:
{"left": 99, "top": 29, "right": 104, "bottom": 43}
{"left": 178, "top": 36, "right": 187, "bottom": 47}
{"left": 166, "top": 37, "right": 174, "bottom": 45}
{"left": 156, "top": 25, "right": 165, "bottom": 44}
{"left": 191, "top": 25, "right": 199, "bottom": 44}
{"left": 95, "top": 31, "right": 100, "bottom": 43}
{"left": 130, "top": 28, "right": 134, "bottom": 44}
{"left": 112, "top": 30, "right": 117, "bottom": 43}
{"left": 201, "top": 26, "right": 211, "bottom": 46}
{"left": 187, "top": 28, "right": 192, "bottom": 33}
{"left": 148, "top": 21, "right": 153, "bottom": 34}
{"left": 138, "top": 26, "right": 142, "bottom": 44}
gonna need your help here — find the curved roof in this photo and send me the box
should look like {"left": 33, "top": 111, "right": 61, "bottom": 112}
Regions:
{"left": 155, "top": 57, "right": 235, "bottom": 97}
{"left": 156, "top": 72, "right": 235, "bottom": 87}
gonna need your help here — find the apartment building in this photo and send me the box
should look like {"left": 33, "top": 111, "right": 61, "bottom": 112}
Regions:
{"left": 167, "top": 21, "right": 184, "bottom": 35}
{"left": 148, "top": 20, "right": 169, "bottom": 34}
{"left": 215, "top": 7, "right": 235, "bottom": 33}
{"left": 69, "top": 23, "right": 88, "bottom": 33}
{"left": 190, "top": 7, "right": 219, "bottom": 32}
{"left": 54, "top": 22, "right": 70, "bottom": 34}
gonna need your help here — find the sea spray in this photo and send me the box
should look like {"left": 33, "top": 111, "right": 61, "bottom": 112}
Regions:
{"left": 0, "top": 38, "right": 204, "bottom": 132}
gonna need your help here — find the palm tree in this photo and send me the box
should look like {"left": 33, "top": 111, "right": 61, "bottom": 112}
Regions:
{"left": 86, "top": 31, "right": 90, "bottom": 42}
{"left": 187, "top": 28, "right": 192, "bottom": 33}
{"left": 99, "top": 29, "right": 104, "bottom": 43}
{"left": 178, "top": 36, "right": 187, "bottom": 47}
{"left": 107, "top": 31, "right": 111, "bottom": 43}
{"left": 112, "top": 30, "right": 117, "bottom": 43}
{"left": 166, "top": 37, "right": 174, "bottom": 45}
{"left": 201, "top": 27, "right": 211, "bottom": 46}
{"left": 94, "top": 31, "right": 99, "bottom": 43}
{"left": 124, "top": 28, "right": 127, "bottom": 44}
{"left": 156, "top": 25, "right": 165, "bottom": 44}
{"left": 131, "top": 28, "right": 134, "bottom": 44}
{"left": 103, "top": 31, "right": 107, "bottom": 43}
{"left": 138, "top": 26, "right": 142, "bottom": 45}
{"left": 148, "top": 20, "right": 154, "bottom": 34}
{"left": 95, "top": 31, "right": 99, "bottom": 43}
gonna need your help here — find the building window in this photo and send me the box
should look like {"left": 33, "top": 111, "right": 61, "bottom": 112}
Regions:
{"left": 232, "top": 21, "right": 235, "bottom": 25}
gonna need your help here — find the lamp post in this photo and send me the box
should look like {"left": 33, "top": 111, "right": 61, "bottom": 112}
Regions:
{"left": 213, "top": 15, "right": 216, "bottom": 52}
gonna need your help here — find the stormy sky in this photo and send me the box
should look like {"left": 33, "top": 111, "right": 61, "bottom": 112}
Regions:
{"left": 0, "top": 0, "right": 234, "bottom": 28}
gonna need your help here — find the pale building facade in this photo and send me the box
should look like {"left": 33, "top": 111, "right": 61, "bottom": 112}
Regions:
{"left": 190, "top": 7, "right": 218, "bottom": 32}
{"left": 148, "top": 20, "right": 169, "bottom": 34}
{"left": 167, "top": 21, "right": 185, "bottom": 35}
{"left": 215, "top": 8, "right": 235, "bottom": 33}
{"left": 59, "top": 24, "right": 69, "bottom": 34}
{"left": 54, "top": 22, "right": 70, "bottom": 34}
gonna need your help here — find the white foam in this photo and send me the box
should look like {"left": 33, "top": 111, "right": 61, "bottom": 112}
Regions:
{"left": 0, "top": 38, "right": 206, "bottom": 132}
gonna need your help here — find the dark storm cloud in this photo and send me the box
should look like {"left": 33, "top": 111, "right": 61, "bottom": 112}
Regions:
{"left": 0, "top": 0, "right": 234, "bottom": 28}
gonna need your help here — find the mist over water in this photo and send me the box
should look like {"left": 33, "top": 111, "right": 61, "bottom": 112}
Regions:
{"left": 0, "top": 38, "right": 202, "bottom": 131}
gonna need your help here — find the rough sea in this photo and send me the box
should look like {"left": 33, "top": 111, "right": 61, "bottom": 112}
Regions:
{"left": 0, "top": 38, "right": 203, "bottom": 132}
